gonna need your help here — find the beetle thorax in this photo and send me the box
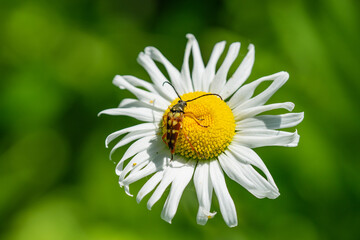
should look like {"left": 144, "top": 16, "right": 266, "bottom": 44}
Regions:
{"left": 170, "top": 100, "right": 187, "bottom": 112}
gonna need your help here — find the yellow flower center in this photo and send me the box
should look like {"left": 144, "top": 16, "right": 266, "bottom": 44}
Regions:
{"left": 162, "top": 92, "right": 235, "bottom": 160}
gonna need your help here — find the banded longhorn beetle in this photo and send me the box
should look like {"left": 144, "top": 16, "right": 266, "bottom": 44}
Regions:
{"left": 161, "top": 81, "right": 222, "bottom": 160}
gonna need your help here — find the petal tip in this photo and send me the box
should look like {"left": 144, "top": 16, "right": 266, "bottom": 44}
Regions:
{"left": 299, "top": 112, "right": 305, "bottom": 121}
{"left": 196, "top": 221, "right": 207, "bottom": 226}
{"left": 146, "top": 202, "right": 153, "bottom": 210}
{"left": 288, "top": 130, "right": 300, "bottom": 147}
{"left": 161, "top": 215, "right": 172, "bottom": 224}
{"left": 136, "top": 52, "right": 147, "bottom": 63}
{"left": 218, "top": 40, "right": 226, "bottom": 46}
{"left": 280, "top": 71, "right": 290, "bottom": 79}
{"left": 124, "top": 185, "right": 133, "bottom": 197}
{"left": 268, "top": 190, "right": 280, "bottom": 199}
{"left": 144, "top": 46, "right": 156, "bottom": 56}
{"left": 196, "top": 208, "right": 217, "bottom": 225}
{"left": 231, "top": 42, "right": 241, "bottom": 50}
{"left": 186, "top": 33, "right": 195, "bottom": 40}
{"left": 287, "top": 102, "right": 295, "bottom": 111}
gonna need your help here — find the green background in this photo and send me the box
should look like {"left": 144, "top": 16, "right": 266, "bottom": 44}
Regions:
{"left": 1, "top": 0, "right": 359, "bottom": 239}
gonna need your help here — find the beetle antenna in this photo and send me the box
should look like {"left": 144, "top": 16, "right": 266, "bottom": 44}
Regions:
{"left": 162, "top": 81, "right": 182, "bottom": 100}
{"left": 186, "top": 93, "right": 223, "bottom": 102}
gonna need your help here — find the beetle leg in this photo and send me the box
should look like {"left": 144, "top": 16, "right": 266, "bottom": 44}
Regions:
{"left": 184, "top": 112, "right": 209, "bottom": 128}
{"left": 162, "top": 133, "right": 168, "bottom": 146}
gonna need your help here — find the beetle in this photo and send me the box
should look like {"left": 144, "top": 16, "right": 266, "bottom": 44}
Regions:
{"left": 161, "top": 81, "right": 222, "bottom": 160}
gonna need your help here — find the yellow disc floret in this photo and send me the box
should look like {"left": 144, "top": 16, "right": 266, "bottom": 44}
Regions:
{"left": 162, "top": 92, "right": 235, "bottom": 160}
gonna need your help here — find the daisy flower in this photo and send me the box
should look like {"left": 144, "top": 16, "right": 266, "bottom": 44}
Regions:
{"left": 99, "top": 34, "right": 303, "bottom": 227}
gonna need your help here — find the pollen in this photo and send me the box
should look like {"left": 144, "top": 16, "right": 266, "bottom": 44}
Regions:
{"left": 162, "top": 92, "right": 235, "bottom": 160}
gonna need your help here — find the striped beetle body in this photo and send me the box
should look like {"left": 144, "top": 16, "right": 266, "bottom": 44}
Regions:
{"left": 163, "top": 100, "right": 187, "bottom": 159}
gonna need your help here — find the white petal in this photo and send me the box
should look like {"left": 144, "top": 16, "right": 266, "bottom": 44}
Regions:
{"left": 137, "top": 52, "right": 176, "bottom": 101}
{"left": 118, "top": 98, "right": 138, "bottom": 108}
{"left": 227, "top": 145, "right": 276, "bottom": 187}
{"left": 161, "top": 160, "right": 196, "bottom": 223}
{"left": 121, "top": 158, "right": 165, "bottom": 187}
{"left": 187, "top": 34, "right": 205, "bottom": 92}
{"left": 117, "top": 98, "right": 165, "bottom": 113}
{"left": 228, "top": 71, "right": 288, "bottom": 109}
{"left": 218, "top": 153, "right": 256, "bottom": 188}
{"left": 201, "top": 41, "right": 226, "bottom": 92}
{"left": 180, "top": 35, "right": 195, "bottom": 93}
{"left": 136, "top": 171, "right": 164, "bottom": 203}
{"left": 121, "top": 75, "right": 159, "bottom": 94}
{"left": 236, "top": 112, "right": 304, "bottom": 131}
{"left": 210, "top": 42, "right": 241, "bottom": 94}
{"left": 233, "top": 102, "right": 295, "bottom": 121}
{"left": 145, "top": 47, "right": 185, "bottom": 95}
{"left": 113, "top": 75, "right": 169, "bottom": 110}
{"left": 209, "top": 160, "right": 237, "bottom": 227}
{"left": 123, "top": 185, "right": 132, "bottom": 197}
{"left": 240, "top": 72, "right": 289, "bottom": 109}
{"left": 98, "top": 107, "right": 163, "bottom": 122}
{"left": 106, "top": 123, "right": 157, "bottom": 148}
{"left": 221, "top": 44, "right": 255, "bottom": 99}
{"left": 122, "top": 160, "right": 150, "bottom": 197}
{"left": 119, "top": 150, "right": 151, "bottom": 182}
{"left": 147, "top": 166, "right": 177, "bottom": 210}
{"left": 115, "top": 136, "right": 155, "bottom": 173}
{"left": 219, "top": 150, "right": 279, "bottom": 199}
{"left": 121, "top": 160, "right": 156, "bottom": 197}
{"left": 110, "top": 130, "right": 156, "bottom": 158}
{"left": 233, "top": 165, "right": 278, "bottom": 199}
{"left": 194, "top": 161, "right": 216, "bottom": 225}
{"left": 233, "top": 129, "right": 300, "bottom": 148}
{"left": 128, "top": 159, "right": 149, "bottom": 175}
{"left": 168, "top": 156, "right": 188, "bottom": 168}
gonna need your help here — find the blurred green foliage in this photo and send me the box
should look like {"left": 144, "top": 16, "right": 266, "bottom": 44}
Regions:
{"left": 1, "top": 0, "right": 359, "bottom": 239}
